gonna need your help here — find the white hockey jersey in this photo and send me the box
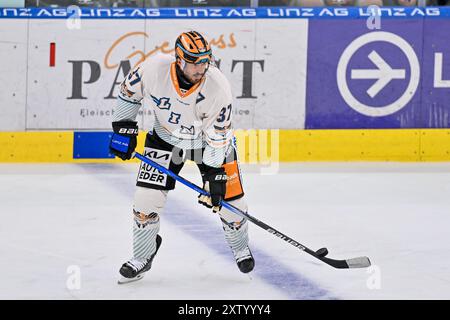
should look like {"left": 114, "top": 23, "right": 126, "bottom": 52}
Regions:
{"left": 113, "top": 54, "right": 234, "bottom": 167}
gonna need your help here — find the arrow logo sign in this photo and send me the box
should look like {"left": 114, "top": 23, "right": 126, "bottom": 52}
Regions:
{"left": 351, "top": 50, "right": 406, "bottom": 98}
{"left": 337, "top": 32, "right": 420, "bottom": 117}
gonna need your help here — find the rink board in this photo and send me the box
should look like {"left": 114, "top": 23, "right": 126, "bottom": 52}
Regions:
{"left": 1, "top": 8, "right": 450, "bottom": 162}
{"left": 0, "top": 129, "right": 449, "bottom": 162}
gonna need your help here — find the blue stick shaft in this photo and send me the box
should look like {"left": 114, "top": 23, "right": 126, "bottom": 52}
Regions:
{"left": 132, "top": 151, "right": 371, "bottom": 269}
{"left": 133, "top": 151, "right": 304, "bottom": 250}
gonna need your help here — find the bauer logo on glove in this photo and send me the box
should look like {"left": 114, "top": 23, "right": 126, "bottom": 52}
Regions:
{"left": 198, "top": 167, "right": 228, "bottom": 213}
{"left": 119, "top": 128, "right": 139, "bottom": 135}
{"left": 215, "top": 174, "right": 228, "bottom": 181}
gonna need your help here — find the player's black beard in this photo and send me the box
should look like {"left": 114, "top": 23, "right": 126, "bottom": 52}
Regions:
{"left": 175, "top": 64, "right": 195, "bottom": 90}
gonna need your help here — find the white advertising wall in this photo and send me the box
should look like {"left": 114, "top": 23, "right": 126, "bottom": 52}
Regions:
{"left": 26, "top": 18, "right": 147, "bottom": 130}
{"left": 0, "top": 20, "right": 28, "bottom": 131}
{"left": 0, "top": 17, "right": 308, "bottom": 131}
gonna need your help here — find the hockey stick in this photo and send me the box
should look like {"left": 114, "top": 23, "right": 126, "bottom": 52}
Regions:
{"left": 133, "top": 151, "right": 371, "bottom": 269}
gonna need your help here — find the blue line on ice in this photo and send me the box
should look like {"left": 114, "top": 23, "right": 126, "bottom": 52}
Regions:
{"left": 165, "top": 198, "right": 334, "bottom": 300}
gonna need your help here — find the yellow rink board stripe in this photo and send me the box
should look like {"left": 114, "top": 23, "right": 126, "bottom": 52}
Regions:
{"left": 235, "top": 129, "right": 423, "bottom": 162}
{"left": 0, "top": 129, "right": 449, "bottom": 163}
{"left": 0, "top": 132, "right": 74, "bottom": 163}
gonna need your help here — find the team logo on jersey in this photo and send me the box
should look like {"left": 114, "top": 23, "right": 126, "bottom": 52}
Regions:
{"left": 180, "top": 125, "right": 195, "bottom": 135}
{"left": 150, "top": 94, "right": 171, "bottom": 110}
{"left": 168, "top": 112, "right": 181, "bottom": 124}
{"left": 196, "top": 92, "right": 205, "bottom": 104}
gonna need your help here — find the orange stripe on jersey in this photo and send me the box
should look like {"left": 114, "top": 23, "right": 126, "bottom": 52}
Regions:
{"left": 170, "top": 62, "right": 203, "bottom": 99}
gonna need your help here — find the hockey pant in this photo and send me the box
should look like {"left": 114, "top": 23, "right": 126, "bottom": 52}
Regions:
{"left": 131, "top": 131, "right": 249, "bottom": 260}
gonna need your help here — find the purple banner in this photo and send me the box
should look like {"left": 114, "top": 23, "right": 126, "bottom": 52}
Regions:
{"left": 421, "top": 20, "right": 450, "bottom": 128}
{"left": 306, "top": 19, "right": 426, "bottom": 129}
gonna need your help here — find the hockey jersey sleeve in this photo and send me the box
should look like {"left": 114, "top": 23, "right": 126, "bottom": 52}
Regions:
{"left": 202, "top": 89, "right": 234, "bottom": 168}
{"left": 113, "top": 65, "right": 145, "bottom": 122}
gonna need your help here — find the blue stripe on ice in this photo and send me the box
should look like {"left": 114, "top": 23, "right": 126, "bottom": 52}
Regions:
{"left": 165, "top": 199, "right": 334, "bottom": 300}
{"left": 81, "top": 164, "right": 334, "bottom": 300}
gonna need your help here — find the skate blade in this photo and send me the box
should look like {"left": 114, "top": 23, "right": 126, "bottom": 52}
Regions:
{"left": 117, "top": 273, "right": 145, "bottom": 285}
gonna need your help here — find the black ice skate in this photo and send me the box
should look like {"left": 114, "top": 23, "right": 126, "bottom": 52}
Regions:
{"left": 234, "top": 246, "right": 255, "bottom": 273}
{"left": 117, "top": 234, "right": 162, "bottom": 284}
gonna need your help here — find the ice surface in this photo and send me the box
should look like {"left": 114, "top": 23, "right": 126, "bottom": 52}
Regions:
{"left": 1, "top": 162, "right": 450, "bottom": 299}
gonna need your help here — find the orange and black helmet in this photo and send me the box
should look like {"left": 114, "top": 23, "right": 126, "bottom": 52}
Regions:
{"left": 175, "top": 31, "right": 212, "bottom": 65}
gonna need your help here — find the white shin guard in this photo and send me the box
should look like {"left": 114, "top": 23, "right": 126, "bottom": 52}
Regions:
{"left": 132, "top": 187, "right": 168, "bottom": 260}
{"left": 218, "top": 197, "right": 250, "bottom": 253}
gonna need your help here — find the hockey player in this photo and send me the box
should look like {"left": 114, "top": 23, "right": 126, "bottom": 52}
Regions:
{"left": 109, "top": 31, "right": 255, "bottom": 284}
